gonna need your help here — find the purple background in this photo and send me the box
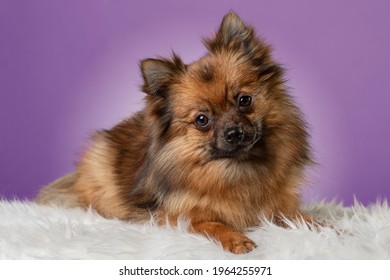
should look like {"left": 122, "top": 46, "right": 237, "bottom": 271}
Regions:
{"left": 1, "top": 0, "right": 389, "bottom": 206}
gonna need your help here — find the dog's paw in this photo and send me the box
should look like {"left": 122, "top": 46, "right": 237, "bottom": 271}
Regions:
{"left": 220, "top": 231, "right": 256, "bottom": 254}
{"left": 191, "top": 221, "right": 256, "bottom": 254}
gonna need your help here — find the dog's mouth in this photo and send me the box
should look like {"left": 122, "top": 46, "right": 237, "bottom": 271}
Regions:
{"left": 210, "top": 147, "right": 247, "bottom": 159}
{"left": 210, "top": 135, "right": 260, "bottom": 160}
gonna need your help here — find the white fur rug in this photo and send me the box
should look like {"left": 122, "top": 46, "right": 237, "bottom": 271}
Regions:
{"left": 0, "top": 199, "right": 389, "bottom": 259}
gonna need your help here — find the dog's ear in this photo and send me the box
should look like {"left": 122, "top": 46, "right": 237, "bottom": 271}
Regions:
{"left": 205, "top": 12, "right": 283, "bottom": 82}
{"left": 140, "top": 53, "right": 186, "bottom": 96}
{"left": 204, "top": 11, "right": 260, "bottom": 54}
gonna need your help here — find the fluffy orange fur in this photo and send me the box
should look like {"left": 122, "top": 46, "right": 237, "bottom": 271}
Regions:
{"left": 37, "top": 12, "right": 314, "bottom": 254}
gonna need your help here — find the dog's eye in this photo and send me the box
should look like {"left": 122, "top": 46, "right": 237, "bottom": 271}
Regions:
{"left": 194, "top": 114, "right": 210, "bottom": 129}
{"left": 239, "top": 96, "right": 252, "bottom": 107}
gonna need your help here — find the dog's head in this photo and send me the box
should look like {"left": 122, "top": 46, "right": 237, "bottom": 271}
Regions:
{"left": 140, "top": 12, "right": 309, "bottom": 164}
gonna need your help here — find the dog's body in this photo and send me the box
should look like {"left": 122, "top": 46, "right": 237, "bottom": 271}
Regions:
{"left": 37, "top": 12, "right": 313, "bottom": 254}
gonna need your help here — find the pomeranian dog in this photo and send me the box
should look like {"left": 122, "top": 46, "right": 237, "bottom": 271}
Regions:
{"left": 37, "top": 12, "right": 314, "bottom": 254}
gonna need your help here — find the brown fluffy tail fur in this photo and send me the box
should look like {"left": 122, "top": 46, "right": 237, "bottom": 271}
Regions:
{"left": 36, "top": 173, "right": 81, "bottom": 208}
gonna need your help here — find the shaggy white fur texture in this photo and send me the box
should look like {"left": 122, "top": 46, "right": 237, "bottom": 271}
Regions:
{"left": 0, "top": 199, "right": 389, "bottom": 259}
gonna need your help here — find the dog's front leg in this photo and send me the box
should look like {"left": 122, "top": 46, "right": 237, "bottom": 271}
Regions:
{"left": 191, "top": 221, "right": 256, "bottom": 254}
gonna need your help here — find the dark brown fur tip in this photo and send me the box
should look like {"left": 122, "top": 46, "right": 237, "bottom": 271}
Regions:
{"left": 199, "top": 63, "right": 215, "bottom": 82}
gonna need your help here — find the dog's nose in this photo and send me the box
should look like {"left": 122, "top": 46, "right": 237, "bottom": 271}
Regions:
{"left": 224, "top": 126, "right": 244, "bottom": 145}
